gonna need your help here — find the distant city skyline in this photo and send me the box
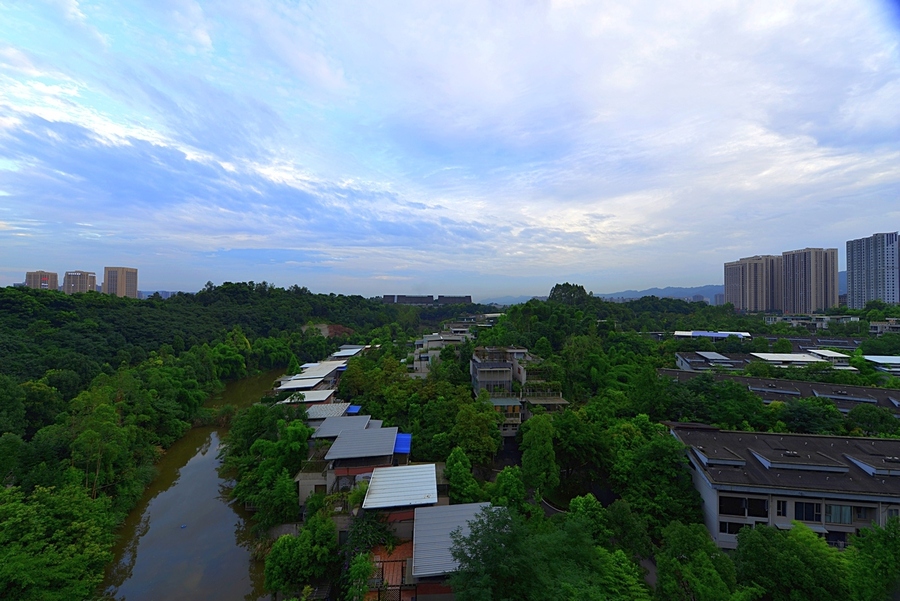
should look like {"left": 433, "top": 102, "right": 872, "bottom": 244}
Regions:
{"left": 1, "top": 2, "right": 899, "bottom": 297}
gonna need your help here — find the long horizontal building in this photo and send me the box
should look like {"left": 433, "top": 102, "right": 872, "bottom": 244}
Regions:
{"left": 671, "top": 423, "right": 900, "bottom": 550}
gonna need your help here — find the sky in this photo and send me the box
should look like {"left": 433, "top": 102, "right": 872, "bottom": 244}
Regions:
{"left": 1, "top": 1, "right": 899, "bottom": 300}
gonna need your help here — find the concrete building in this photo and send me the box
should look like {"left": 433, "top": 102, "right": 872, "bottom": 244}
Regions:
{"left": 782, "top": 248, "right": 839, "bottom": 314}
{"left": 671, "top": 423, "right": 900, "bottom": 550}
{"left": 25, "top": 270, "right": 58, "bottom": 291}
{"left": 724, "top": 255, "right": 783, "bottom": 312}
{"left": 103, "top": 266, "right": 138, "bottom": 298}
{"left": 847, "top": 232, "right": 900, "bottom": 310}
{"left": 62, "top": 270, "right": 96, "bottom": 294}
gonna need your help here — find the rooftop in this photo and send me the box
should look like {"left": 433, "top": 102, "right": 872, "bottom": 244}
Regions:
{"left": 312, "top": 415, "right": 372, "bottom": 439}
{"left": 412, "top": 503, "right": 491, "bottom": 578}
{"left": 670, "top": 423, "right": 900, "bottom": 499}
{"left": 276, "top": 389, "right": 336, "bottom": 404}
{"left": 305, "top": 403, "right": 351, "bottom": 420}
{"left": 362, "top": 464, "right": 438, "bottom": 510}
{"left": 325, "top": 426, "right": 399, "bottom": 461}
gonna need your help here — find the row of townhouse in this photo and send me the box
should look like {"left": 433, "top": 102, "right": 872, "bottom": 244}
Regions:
{"left": 670, "top": 423, "right": 900, "bottom": 550}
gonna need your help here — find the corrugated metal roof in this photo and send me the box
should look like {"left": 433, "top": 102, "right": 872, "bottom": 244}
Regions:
{"left": 289, "top": 360, "right": 348, "bottom": 380}
{"left": 367, "top": 419, "right": 383, "bottom": 429}
{"left": 331, "top": 347, "right": 364, "bottom": 358}
{"left": 276, "top": 390, "right": 335, "bottom": 405}
{"left": 325, "top": 427, "right": 398, "bottom": 460}
{"left": 306, "top": 403, "right": 350, "bottom": 420}
{"left": 412, "top": 503, "right": 490, "bottom": 577}
{"left": 277, "top": 377, "right": 325, "bottom": 391}
{"left": 312, "top": 415, "right": 371, "bottom": 439}
{"left": 362, "top": 464, "right": 438, "bottom": 510}
{"left": 394, "top": 433, "right": 412, "bottom": 454}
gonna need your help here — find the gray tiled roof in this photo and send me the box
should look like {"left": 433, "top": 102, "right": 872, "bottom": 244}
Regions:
{"left": 324, "top": 427, "right": 398, "bottom": 460}
{"left": 412, "top": 503, "right": 491, "bottom": 578}
{"left": 312, "top": 415, "right": 371, "bottom": 439}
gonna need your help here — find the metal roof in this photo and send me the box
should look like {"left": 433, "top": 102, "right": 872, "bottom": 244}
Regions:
{"left": 312, "top": 415, "right": 371, "bottom": 439}
{"left": 367, "top": 419, "right": 383, "bottom": 429}
{"left": 325, "top": 427, "right": 398, "bottom": 460}
{"left": 394, "top": 433, "right": 412, "bottom": 454}
{"left": 289, "top": 360, "right": 348, "bottom": 379}
{"left": 306, "top": 403, "right": 351, "bottom": 420}
{"left": 412, "top": 503, "right": 490, "bottom": 577}
{"left": 750, "top": 353, "right": 827, "bottom": 363}
{"left": 277, "top": 377, "right": 325, "bottom": 391}
{"left": 362, "top": 464, "right": 438, "bottom": 510}
{"left": 697, "top": 351, "right": 729, "bottom": 361}
{"left": 331, "top": 347, "right": 364, "bottom": 358}
{"left": 347, "top": 405, "right": 362, "bottom": 414}
{"left": 276, "top": 390, "right": 335, "bottom": 404}
{"left": 864, "top": 355, "right": 900, "bottom": 365}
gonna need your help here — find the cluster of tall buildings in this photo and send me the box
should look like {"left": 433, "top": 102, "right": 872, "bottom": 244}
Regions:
{"left": 24, "top": 267, "right": 139, "bottom": 298}
{"left": 725, "top": 232, "right": 900, "bottom": 314}
{"left": 724, "top": 248, "right": 839, "bottom": 314}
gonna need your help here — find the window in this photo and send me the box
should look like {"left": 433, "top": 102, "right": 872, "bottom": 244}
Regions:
{"left": 825, "top": 504, "right": 852, "bottom": 525}
{"left": 855, "top": 506, "right": 871, "bottom": 521}
{"left": 795, "top": 502, "right": 822, "bottom": 522}
{"left": 747, "top": 498, "right": 768, "bottom": 518}
{"left": 888, "top": 509, "right": 900, "bottom": 519}
{"left": 719, "top": 522, "right": 744, "bottom": 535}
{"left": 719, "top": 496, "right": 745, "bottom": 517}
{"left": 777, "top": 500, "right": 787, "bottom": 517}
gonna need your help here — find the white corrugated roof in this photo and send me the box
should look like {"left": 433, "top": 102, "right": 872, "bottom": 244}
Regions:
{"left": 276, "top": 390, "right": 335, "bottom": 404}
{"left": 864, "top": 355, "right": 900, "bottom": 365}
{"left": 289, "top": 360, "right": 347, "bottom": 380}
{"left": 362, "top": 464, "right": 438, "bottom": 510}
{"left": 277, "top": 377, "right": 325, "bottom": 391}
{"left": 325, "top": 427, "right": 398, "bottom": 460}
{"left": 412, "top": 503, "right": 491, "bottom": 577}
{"left": 751, "top": 353, "right": 826, "bottom": 362}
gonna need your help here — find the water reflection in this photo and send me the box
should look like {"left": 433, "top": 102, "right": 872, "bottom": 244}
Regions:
{"left": 101, "top": 370, "right": 282, "bottom": 601}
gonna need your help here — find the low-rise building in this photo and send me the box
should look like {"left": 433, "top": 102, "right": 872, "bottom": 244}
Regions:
{"left": 670, "top": 423, "right": 900, "bottom": 550}
{"left": 863, "top": 356, "right": 900, "bottom": 377}
{"left": 363, "top": 464, "right": 441, "bottom": 539}
{"left": 659, "top": 369, "right": 900, "bottom": 417}
{"left": 674, "top": 330, "right": 752, "bottom": 341}
{"left": 675, "top": 352, "right": 752, "bottom": 372}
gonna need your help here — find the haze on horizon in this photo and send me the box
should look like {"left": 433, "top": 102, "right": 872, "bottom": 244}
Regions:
{"left": 1, "top": 1, "right": 899, "bottom": 299}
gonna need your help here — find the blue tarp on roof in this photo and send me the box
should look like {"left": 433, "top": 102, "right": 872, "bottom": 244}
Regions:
{"left": 347, "top": 405, "right": 362, "bottom": 414}
{"left": 394, "top": 433, "right": 412, "bottom": 454}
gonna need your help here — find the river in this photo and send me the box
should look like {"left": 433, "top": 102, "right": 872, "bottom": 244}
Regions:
{"left": 101, "top": 369, "right": 284, "bottom": 601}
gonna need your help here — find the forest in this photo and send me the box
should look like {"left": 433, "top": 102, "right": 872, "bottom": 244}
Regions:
{"left": 2, "top": 281, "right": 900, "bottom": 600}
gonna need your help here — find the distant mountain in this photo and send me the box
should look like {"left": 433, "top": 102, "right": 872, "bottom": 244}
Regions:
{"left": 597, "top": 284, "right": 723, "bottom": 301}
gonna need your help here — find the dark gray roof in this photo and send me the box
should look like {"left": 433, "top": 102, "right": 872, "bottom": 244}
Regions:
{"left": 412, "top": 503, "right": 490, "bottom": 578}
{"left": 658, "top": 369, "right": 900, "bottom": 416}
{"left": 324, "top": 427, "right": 398, "bottom": 460}
{"left": 671, "top": 423, "right": 900, "bottom": 499}
{"left": 312, "top": 415, "right": 371, "bottom": 439}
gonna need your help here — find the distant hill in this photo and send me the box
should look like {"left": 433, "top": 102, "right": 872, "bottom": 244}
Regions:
{"left": 597, "top": 284, "right": 723, "bottom": 301}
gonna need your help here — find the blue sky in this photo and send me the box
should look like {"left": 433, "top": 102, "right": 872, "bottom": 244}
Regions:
{"left": 1, "top": 1, "right": 899, "bottom": 299}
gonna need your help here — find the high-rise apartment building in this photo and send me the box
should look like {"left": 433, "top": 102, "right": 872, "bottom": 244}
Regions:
{"left": 723, "top": 255, "right": 783, "bottom": 312}
{"left": 103, "top": 266, "right": 138, "bottom": 299}
{"left": 63, "top": 271, "right": 97, "bottom": 294}
{"left": 846, "top": 233, "right": 900, "bottom": 310}
{"left": 25, "top": 270, "right": 58, "bottom": 291}
{"left": 782, "top": 248, "right": 839, "bottom": 314}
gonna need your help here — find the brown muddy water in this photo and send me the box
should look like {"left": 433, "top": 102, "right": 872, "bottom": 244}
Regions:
{"left": 101, "top": 369, "right": 283, "bottom": 601}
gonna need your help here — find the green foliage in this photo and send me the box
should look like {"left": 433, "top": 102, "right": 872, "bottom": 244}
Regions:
{"left": 344, "top": 552, "right": 374, "bottom": 601}
{"left": 344, "top": 511, "right": 396, "bottom": 559}
{"left": 845, "top": 517, "right": 900, "bottom": 601}
{"left": 520, "top": 414, "right": 559, "bottom": 498}
{"left": 0, "top": 479, "right": 116, "bottom": 601}
{"left": 451, "top": 398, "right": 502, "bottom": 466}
{"left": 734, "top": 522, "right": 849, "bottom": 601}
{"left": 264, "top": 513, "right": 338, "bottom": 594}
{"left": 450, "top": 506, "right": 651, "bottom": 601}
{"left": 347, "top": 481, "right": 368, "bottom": 510}
{"left": 489, "top": 466, "right": 526, "bottom": 511}
{"left": 445, "top": 447, "right": 483, "bottom": 504}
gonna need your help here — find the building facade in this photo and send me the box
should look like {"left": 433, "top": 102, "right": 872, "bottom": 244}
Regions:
{"left": 103, "top": 266, "right": 138, "bottom": 298}
{"left": 782, "top": 248, "right": 839, "bottom": 314}
{"left": 25, "top": 270, "right": 58, "bottom": 291}
{"left": 63, "top": 271, "right": 96, "bottom": 294}
{"left": 671, "top": 424, "right": 900, "bottom": 550}
{"left": 846, "top": 232, "right": 900, "bottom": 310}
{"left": 724, "top": 255, "right": 783, "bottom": 312}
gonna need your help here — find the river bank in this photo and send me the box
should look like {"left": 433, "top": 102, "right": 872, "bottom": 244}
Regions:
{"left": 101, "top": 369, "right": 283, "bottom": 601}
